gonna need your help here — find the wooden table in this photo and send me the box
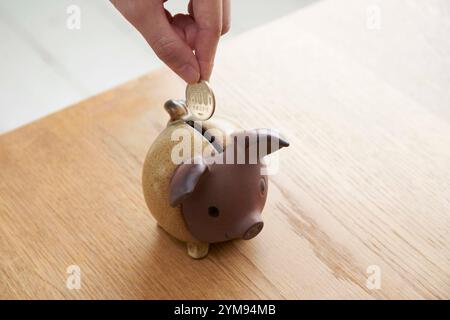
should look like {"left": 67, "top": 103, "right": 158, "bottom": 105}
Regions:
{"left": 1, "top": 0, "right": 449, "bottom": 299}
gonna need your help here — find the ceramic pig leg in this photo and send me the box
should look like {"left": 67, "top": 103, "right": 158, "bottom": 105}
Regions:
{"left": 187, "top": 242, "right": 209, "bottom": 259}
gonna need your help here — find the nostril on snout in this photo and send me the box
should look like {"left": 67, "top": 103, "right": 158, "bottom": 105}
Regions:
{"left": 243, "top": 222, "right": 264, "bottom": 240}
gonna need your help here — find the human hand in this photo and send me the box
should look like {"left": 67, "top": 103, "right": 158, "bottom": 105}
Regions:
{"left": 111, "top": 0, "right": 230, "bottom": 83}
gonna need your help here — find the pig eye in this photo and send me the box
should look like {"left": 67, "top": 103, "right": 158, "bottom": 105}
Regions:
{"left": 259, "top": 178, "right": 266, "bottom": 195}
{"left": 208, "top": 206, "right": 220, "bottom": 217}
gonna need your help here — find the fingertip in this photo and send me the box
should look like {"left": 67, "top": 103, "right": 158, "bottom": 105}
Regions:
{"left": 180, "top": 64, "right": 201, "bottom": 84}
{"left": 199, "top": 59, "right": 214, "bottom": 81}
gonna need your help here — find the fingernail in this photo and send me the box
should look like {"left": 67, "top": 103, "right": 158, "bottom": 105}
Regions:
{"left": 182, "top": 64, "right": 200, "bottom": 84}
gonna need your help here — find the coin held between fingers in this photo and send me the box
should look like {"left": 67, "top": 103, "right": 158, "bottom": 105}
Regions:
{"left": 185, "top": 80, "right": 216, "bottom": 121}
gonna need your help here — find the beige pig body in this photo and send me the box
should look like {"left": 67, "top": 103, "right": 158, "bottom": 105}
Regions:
{"left": 142, "top": 101, "right": 237, "bottom": 258}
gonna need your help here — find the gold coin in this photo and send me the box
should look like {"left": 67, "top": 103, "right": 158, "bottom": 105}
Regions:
{"left": 185, "top": 80, "right": 216, "bottom": 121}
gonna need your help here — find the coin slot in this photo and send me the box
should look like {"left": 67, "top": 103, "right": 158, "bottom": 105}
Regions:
{"left": 186, "top": 120, "right": 223, "bottom": 153}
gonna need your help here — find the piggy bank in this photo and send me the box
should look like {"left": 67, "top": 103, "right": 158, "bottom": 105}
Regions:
{"left": 142, "top": 100, "right": 289, "bottom": 258}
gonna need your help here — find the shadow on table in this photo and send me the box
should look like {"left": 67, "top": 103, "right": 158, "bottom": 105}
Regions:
{"left": 136, "top": 223, "right": 262, "bottom": 299}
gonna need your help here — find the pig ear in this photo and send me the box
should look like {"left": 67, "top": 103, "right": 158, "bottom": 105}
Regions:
{"left": 169, "top": 157, "right": 209, "bottom": 207}
{"left": 227, "top": 129, "right": 289, "bottom": 159}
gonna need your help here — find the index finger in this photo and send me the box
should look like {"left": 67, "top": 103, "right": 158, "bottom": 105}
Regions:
{"left": 111, "top": 0, "right": 200, "bottom": 83}
{"left": 192, "top": 0, "right": 223, "bottom": 80}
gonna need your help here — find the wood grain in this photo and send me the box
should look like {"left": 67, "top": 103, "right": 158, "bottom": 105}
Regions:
{"left": 1, "top": 0, "right": 449, "bottom": 299}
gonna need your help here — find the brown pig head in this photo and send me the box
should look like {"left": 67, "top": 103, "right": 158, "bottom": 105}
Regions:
{"left": 169, "top": 129, "right": 289, "bottom": 243}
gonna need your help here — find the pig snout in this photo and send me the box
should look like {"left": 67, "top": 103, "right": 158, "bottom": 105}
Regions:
{"left": 243, "top": 221, "right": 264, "bottom": 240}
{"left": 237, "top": 212, "right": 264, "bottom": 240}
